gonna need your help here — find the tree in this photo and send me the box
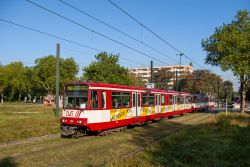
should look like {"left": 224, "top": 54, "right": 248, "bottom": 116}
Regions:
{"left": 0, "top": 65, "right": 6, "bottom": 103}
{"left": 202, "top": 10, "right": 250, "bottom": 113}
{"left": 82, "top": 52, "right": 143, "bottom": 86}
{"left": 3, "top": 62, "right": 27, "bottom": 101}
{"left": 176, "top": 70, "right": 193, "bottom": 92}
{"left": 153, "top": 70, "right": 174, "bottom": 90}
{"left": 177, "top": 70, "right": 223, "bottom": 101}
{"left": 127, "top": 73, "right": 146, "bottom": 87}
{"left": 35, "top": 55, "right": 79, "bottom": 95}
{"left": 0, "top": 62, "right": 37, "bottom": 102}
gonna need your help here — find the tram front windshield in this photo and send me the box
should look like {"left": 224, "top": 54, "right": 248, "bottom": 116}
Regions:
{"left": 64, "top": 85, "right": 88, "bottom": 109}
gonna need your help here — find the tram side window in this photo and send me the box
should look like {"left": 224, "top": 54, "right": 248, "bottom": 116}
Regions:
{"left": 122, "top": 92, "right": 130, "bottom": 108}
{"left": 177, "top": 96, "right": 183, "bottom": 104}
{"left": 112, "top": 92, "right": 130, "bottom": 109}
{"left": 186, "top": 96, "right": 191, "bottom": 104}
{"left": 161, "top": 95, "right": 165, "bottom": 105}
{"left": 91, "top": 90, "right": 99, "bottom": 109}
{"left": 142, "top": 94, "right": 149, "bottom": 106}
{"left": 149, "top": 94, "right": 154, "bottom": 106}
{"left": 192, "top": 96, "right": 197, "bottom": 103}
{"left": 112, "top": 92, "right": 121, "bottom": 109}
{"left": 169, "top": 95, "right": 173, "bottom": 105}
{"left": 142, "top": 94, "right": 154, "bottom": 106}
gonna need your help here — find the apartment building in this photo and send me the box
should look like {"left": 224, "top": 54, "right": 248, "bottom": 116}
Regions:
{"left": 130, "top": 65, "right": 193, "bottom": 88}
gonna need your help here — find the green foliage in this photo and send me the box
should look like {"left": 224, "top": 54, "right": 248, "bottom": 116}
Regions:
{"left": 82, "top": 52, "right": 144, "bottom": 86}
{"left": 202, "top": 10, "right": 250, "bottom": 75}
{"left": 202, "top": 10, "right": 250, "bottom": 112}
{"left": 0, "top": 55, "right": 79, "bottom": 101}
{"left": 153, "top": 70, "right": 174, "bottom": 90}
{"left": 35, "top": 55, "right": 79, "bottom": 94}
{"left": 177, "top": 70, "right": 231, "bottom": 99}
{"left": 0, "top": 62, "right": 28, "bottom": 101}
{"left": 127, "top": 72, "right": 146, "bottom": 87}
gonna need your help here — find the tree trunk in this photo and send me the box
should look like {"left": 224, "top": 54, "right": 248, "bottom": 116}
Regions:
{"left": 1, "top": 94, "right": 3, "bottom": 104}
{"left": 240, "top": 75, "right": 246, "bottom": 113}
{"left": 19, "top": 93, "right": 22, "bottom": 102}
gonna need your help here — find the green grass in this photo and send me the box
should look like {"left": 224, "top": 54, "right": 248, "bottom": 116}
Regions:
{"left": 111, "top": 112, "right": 250, "bottom": 167}
{"left": 0, "top": 105, "right": 60, "bottom": 143}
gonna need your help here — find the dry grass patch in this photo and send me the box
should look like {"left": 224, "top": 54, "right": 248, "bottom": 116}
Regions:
{"left": 0, "top": 105, "right": 60, "bottom": 143}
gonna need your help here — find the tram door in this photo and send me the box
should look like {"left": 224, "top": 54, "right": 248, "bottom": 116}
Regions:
{"left": 156, "top": 94, "right": 161, "bottom": 113}
{"left": 132, "top": 92, "right": 141, "bottom": 117}
{"left": 173, "top": 95, "right": 177, "bottom": 111}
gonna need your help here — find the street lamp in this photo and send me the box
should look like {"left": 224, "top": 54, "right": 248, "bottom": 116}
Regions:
{"left": 176, "top": 53, "right": 184, "bottom": 92}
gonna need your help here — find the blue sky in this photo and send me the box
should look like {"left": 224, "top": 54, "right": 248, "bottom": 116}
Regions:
{"left": 0, "top": 0, "right": 249, "bottom": 90}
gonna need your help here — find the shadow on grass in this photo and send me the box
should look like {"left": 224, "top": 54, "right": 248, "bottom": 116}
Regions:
{"left": 141, "top": 113, "right": 250, "bottom": 167}
{"left": 149, "top": 124, "right": 250, "bottom": 167}
{"left": 112, "top": 112, "right": 250, "bottom": 167}
{"left": 0, "top": 157, "right": 17, "bottom": 167}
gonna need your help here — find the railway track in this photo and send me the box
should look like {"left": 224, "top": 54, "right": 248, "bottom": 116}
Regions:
{"left": 51, "top": 112, "right": 216, "bottom": 167}
{"left": 0, "top": 112, "right": 216, "bottom": 166}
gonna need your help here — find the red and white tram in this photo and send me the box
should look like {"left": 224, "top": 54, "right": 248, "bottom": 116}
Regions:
{"left": 61, "top": 82, "right": 213, "bottom": 137}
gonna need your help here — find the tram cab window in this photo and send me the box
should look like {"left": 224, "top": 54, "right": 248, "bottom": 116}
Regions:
{"left": 91, "top": 90, "right": 99, "bottom": 109}
{"left": 64, "top": 86, "right": 88, "bottom": 109}
{"left": 79, "top": 97, "right": 87, "bottom": 109}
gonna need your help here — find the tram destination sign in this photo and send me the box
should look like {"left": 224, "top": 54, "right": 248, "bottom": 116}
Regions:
{"left": 66, "top": 85, "right": 88, "bottom": 91}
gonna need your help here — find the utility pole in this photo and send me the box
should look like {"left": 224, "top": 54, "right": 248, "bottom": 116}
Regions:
{"left": 150, "top": 60, "right": 153, "bottom": 83}
{"left": 55, "top": 43, "right": 60, "bottom": 118}
{"left": 217, "top": 80, "right": 220, "bottom": 109}
{"left": 175, "top": 68, "right": 177, "bottom": 91}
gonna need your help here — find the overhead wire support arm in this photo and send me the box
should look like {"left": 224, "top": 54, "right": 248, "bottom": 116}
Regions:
{"left": 25, "top": 0, "right": 171, "bottom": 66}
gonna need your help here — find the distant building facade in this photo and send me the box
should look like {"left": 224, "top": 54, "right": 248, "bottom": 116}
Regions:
{"left": 129, "top": 65, "right": 193, "bottom": 89}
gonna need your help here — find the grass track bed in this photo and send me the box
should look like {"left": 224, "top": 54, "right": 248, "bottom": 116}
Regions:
{"left": 111, "top": 112, "right": 250, "bottom": 167}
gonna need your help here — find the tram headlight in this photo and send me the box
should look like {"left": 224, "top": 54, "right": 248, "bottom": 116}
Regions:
{"left": 77, "top": 120, "right": 82, "bottom": 124}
